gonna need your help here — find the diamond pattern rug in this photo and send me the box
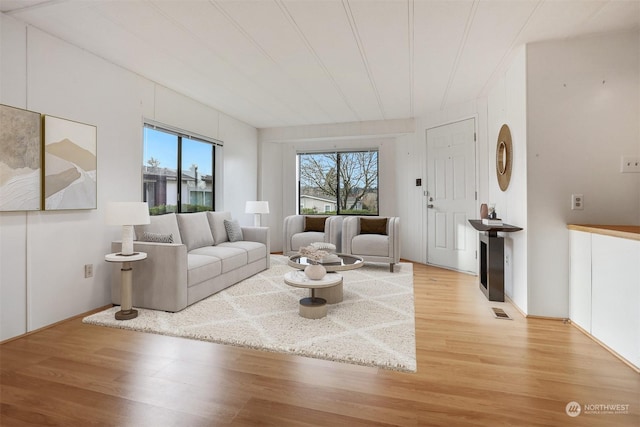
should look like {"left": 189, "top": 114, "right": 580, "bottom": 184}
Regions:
{"left": 83, "top": 255, "right": 416, "bottom": 372}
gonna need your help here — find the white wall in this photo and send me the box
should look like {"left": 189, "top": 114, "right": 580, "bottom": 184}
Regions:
{"left": 486, "top": 46, "right": 528, "bottom": 313}
{"left": 525, "top": 30, "right": 640, "bottom": 318}
{"left": 0, "top": 16, "right": 259, "bottom": 340}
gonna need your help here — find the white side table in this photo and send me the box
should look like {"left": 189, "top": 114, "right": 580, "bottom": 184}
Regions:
{"left": 105, "top": 252, "right": 147, "bottom": 320}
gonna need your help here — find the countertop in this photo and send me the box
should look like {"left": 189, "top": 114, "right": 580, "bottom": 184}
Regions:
{"left": 567, "top": 224, "right": 640, "bottom": 241}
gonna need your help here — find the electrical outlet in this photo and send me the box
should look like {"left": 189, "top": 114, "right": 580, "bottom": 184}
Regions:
{"left": 571, "top": 194, "right": 584, "bottom": 210}
{"left": 84, "top": 264, "right": 93, "bottom": 278}
{"left": 505, "top": 255, "right": 510, "bottom": 266}
{"left": 621, "top": 156, "right": 640, "bottom": 173}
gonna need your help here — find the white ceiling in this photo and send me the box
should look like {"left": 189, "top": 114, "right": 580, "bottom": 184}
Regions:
{"left": 2, "top": 0, "right": 639, "bottom": 129}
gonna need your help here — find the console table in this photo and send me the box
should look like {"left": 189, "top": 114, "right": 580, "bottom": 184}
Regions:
{"left": 468, "top": 220, "right": 523, "bottom": 302}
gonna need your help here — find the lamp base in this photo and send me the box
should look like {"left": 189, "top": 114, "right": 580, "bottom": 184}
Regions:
{"left": 115, "top": 308, "right": 138, "bottom": 320}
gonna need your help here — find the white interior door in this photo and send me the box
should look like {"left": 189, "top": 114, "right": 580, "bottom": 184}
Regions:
{"left": 426, "top": 118, "right": 477, "bottom": 273}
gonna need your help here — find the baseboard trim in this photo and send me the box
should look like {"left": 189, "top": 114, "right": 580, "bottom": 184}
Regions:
{"left": 568, "top": 320, "right": 640, "bottom": 374}
{"left": 0, "top": 304, "right": 113, "bottom": 345}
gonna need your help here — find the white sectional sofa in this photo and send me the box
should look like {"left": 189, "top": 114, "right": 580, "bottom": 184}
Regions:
{"left": 111, "top": 211, "right": 270, "bottom": 312}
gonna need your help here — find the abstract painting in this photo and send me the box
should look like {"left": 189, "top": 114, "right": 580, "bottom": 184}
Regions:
{"left": 0, "top": 104, "right": 42, "bottom": 211}
{"left": 44, "top": 115, "right": 97, "bottom": 210}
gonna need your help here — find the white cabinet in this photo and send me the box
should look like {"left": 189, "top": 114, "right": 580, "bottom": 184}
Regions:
{"left": 569, "top": 228, "right": 640, "bottom": 370}
{"left": 569, "top": 231, "right": 592, "bottom": 332}
{"left": 591, "top": 234, "right": 640, "bottom": 369}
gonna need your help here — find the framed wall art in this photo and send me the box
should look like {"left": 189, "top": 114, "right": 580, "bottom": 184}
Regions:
{"left": 0, "top": 104, "right": 42, "bottom": 211}
{"left": 43, "top": 115, "right": 97, "bottom": 210}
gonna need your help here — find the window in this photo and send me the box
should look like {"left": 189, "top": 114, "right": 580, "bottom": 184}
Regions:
{"left": 142, "top": 123, "right": 218, "bottom": 215}
{"left": 298, "top": 150, "right": 378, "bottom": 215}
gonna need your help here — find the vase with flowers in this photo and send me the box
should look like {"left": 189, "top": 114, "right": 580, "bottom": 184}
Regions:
{"left": 298, "top": 246, "right": 329, "bottom": 280}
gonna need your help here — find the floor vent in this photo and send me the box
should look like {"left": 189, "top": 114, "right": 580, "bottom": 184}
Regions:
{"left": 491, "top": 307, "right": 512, "bottom": 320}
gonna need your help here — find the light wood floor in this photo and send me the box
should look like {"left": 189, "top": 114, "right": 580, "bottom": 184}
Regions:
{"left": 1, "top": 262, "right": 638, "bottom": 426}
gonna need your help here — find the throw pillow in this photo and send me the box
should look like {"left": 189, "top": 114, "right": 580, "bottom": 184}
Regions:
{"left": 304, "top": 216, "right": 327, "bottom": 232}
{"left": 176, "top": 212, "right": 215, "bottom": 251}
{"left": 140, "top": 232, "right": 173, "bottom": 243}
{"left": 360, "top": 217, "right": 388, "bottom": 235}
{"left": 207, "top": 211, "right": 232, "bottom": 245}
{"left": 224, "top": 219, "right": 244, "bottom": 242}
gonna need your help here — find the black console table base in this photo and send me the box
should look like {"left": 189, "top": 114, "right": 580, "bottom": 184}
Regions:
{"left": 469, "top": 220, "right": 523, "bottom": 302}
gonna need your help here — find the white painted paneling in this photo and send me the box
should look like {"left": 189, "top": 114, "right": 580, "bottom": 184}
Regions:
{"left": 446, "top": 0, "right": 537, "bottom": 105}
{"left": 218, "top": 0, "right": 355, "bottom": 124}
{"left": 0, "top": 214, "right": 28, "bottom": 340}
{"left": 0, "top": 14, "right": 27, "bottom": 107}
{"left": 0, "top": 20, "right": 258, "bottom": 339}
{"left": 219, "top": 113, "right": 258, "bottom": 224}
{"left": 412, "top": 0, "right": 475, "bottom": 115}
{"left": 486, "top": 46, "right": 527, "bottom": 313}
{"left": 569, "top": 230, "right": 592, "bottom": 332}
{"left": 282, "top": 0, "right": 382, "bottom": 121}
{"left": 0, "top": 15, "right": 29, "bottom": 340}
{"left": 591, "top": 234, "right": 640, "bottom": 368}
{"left": 526, "top": 31, "right": 640, "bottom": 318}
{"left": 5, "top": 1, "right": 638, "bottom": 127}
{"left": 348, "top": 0, "right": 411, "bottom": 119}
{"left": 154, "top": 86, "right": 220, "bottom": 141}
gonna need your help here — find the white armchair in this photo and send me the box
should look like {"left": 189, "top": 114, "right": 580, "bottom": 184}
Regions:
{"left": 283, "top": 215, "right": 344, "bottom": 255}
{"left": 342, "top": 216, "right": 400, "bottom": 272}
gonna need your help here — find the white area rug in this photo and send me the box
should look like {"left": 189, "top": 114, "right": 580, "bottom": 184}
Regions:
{"left": 83, "top": 255, "right": 416, "bottom": 372}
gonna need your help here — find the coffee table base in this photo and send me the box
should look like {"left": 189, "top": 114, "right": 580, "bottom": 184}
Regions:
{"left": 299, "top": 297, "right": 328, "bottom": 319}
{"left": 315, "top": 280, "right": 343, "bottom": 304}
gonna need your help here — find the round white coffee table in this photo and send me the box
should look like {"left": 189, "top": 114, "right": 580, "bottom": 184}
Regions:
{"left": 288, "top": 254, "right": 364, "bottom": 303}
{"left": 284, "top": 271, "right": 342, "bottom": 319}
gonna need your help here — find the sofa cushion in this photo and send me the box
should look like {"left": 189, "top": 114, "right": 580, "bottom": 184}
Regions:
{"left": 135, "top": 213, "right": 182, "bottom": 244}
{"left": 291, "top": 231, "right": 325, "bottom": 252}
{"left": 189, "top": 246, "right": 247, "bottom": 273}
{"left": 360, "top": 217, "right": 388, "bottom": 235}
{"left": 207, "top": 211, "right": 232, "bottom": 245}
{"left": 224, "top": 219, "right": 244, "bottom": 242}
{"left": 176, "top": 212, "right": 215, "bottom": 251}
{"left": 304, "top": 216, "right": 327, "bottom": 232}
{"left": 219, "top": 241, "right": 266, "bottom": 264}
{"left": 352, "top": 234, "right": 389, "bottom": 257}
{"left": 186, "top": 254, "right": 221, "bottom": 287}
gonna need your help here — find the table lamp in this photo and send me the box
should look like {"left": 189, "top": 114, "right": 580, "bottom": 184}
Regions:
{"left": 245, "top": 201, "right": 269, "bottom": 227}
{"left": 106, "top": 202, "right": 150, "bottom": 255}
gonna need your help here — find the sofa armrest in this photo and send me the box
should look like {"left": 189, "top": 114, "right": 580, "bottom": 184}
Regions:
{"left": 341, "top": 217, "right": 359, "bottom": 255}
{"left": 242, "top": 226, "right": 271, "bottom": 267}
{"left": 387, "top": 217, "right": 400, "bottom": 262}
{"left": 111, "top": 241, "right": 188, "bottom": 312}
{"left": 325, "top": 216, "right": 344, "bottom": 252}
{"left": 283, "top": 215, "right": 304, "bottom": 255}
{"left": 242, "top": 226, "right": 270, "bottom": 246}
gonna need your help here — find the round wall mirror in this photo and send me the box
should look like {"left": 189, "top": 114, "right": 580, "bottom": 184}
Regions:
{"left": 496, "top": 124, "right": 512, "bottom": 191}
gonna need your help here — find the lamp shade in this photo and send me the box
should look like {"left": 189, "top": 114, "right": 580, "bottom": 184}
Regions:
{"left": 245, "top": 201, "right": 270, "bottom": 214}
{"left": 106, "top": 202, "right": 150, "bottom": 226}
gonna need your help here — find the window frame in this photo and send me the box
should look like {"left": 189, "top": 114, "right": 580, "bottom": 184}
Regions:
{"left": 297, "top": 149, "right": 379, "bottom": 216}
{"left": 142, "top": 121, "right": 221, "bottom": 215}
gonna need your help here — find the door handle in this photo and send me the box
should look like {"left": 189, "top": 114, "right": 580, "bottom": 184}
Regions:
{"left": 427, "top": 204, "right": 434, "bottom": 209}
